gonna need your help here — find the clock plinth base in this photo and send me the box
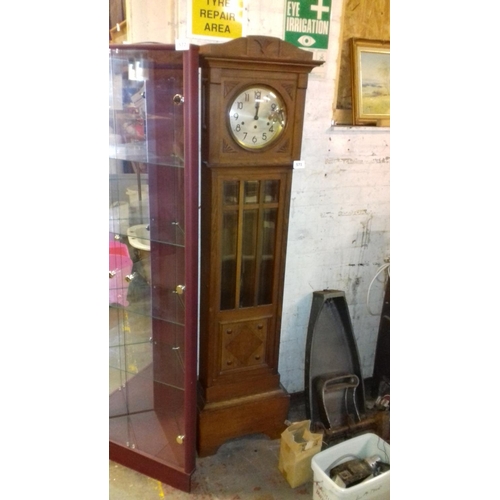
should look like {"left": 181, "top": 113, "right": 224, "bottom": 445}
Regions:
{"left": 196, "top": 385, "right": 290, "bottom": 457}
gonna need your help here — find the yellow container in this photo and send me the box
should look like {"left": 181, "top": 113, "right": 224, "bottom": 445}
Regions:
{"left": 278, "top": 420, "right": 323, "bottom": 488}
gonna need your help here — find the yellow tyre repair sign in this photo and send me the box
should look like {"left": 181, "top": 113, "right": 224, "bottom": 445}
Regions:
{"left": 192, "top": 0, "right": 244, "bottom": 39}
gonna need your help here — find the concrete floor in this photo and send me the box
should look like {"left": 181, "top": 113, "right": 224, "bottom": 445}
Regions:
{"left": 110, "top": 433, "right": 314, "bottom": 499}
{"left": 110, "top": 393, "right": 388, "bottom": 499}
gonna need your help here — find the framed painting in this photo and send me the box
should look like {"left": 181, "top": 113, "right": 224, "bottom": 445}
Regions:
{"left": 351, "top": 38, "right": 390, "bottom": 126}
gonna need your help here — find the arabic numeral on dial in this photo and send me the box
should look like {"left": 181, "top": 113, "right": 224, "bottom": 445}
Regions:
{"left": 271, "top": 103, "right": 277, "bottom": 111}
{"left": 235, "top": 124, "right": 241, "bottom": 132}
{"left": 269, "top": 124, "right": 274, "bottom": 132}
{"left": 233, "top": 112, "right": 239, "bottom": 120}
{"left": 252, "top": 136, "right": 257, "bottom": 144}
{"left": 238, "top": 101, "right": 244, "bottom": 109}
{"left": 262, "top": 133, "right": 267, "bottom": 141}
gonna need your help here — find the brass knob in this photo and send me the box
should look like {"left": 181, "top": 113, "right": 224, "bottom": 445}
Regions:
{"left": 173, "top": 94, "right": 184, "bottom": 105}
{"left": 109, "top": 270, "right": 116, "bottom": 279}
{"left": 176, "top": 435, "right": 185, "bottom": 444}
{"left": 125, "top": 272, "right": 137, "bottom": 282}
{"left": 174, "top": 284, "right": 185, "bottom": 295}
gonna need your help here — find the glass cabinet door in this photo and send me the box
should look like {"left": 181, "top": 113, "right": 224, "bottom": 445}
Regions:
{"left": 220, "top": 176, "right": 283, "bottom": 311}
{"left": 108, "top": 44, "right": 199, "bottom": 492}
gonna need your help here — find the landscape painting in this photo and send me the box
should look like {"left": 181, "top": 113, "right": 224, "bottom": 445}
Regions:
{"left": 351, "top": 39, "right": 390, "bottom": 125}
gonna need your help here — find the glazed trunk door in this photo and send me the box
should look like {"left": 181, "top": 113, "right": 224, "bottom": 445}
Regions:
{"left": 109, "top": 45, "right": 199, "bottom": 492}
{"left": 220, "top": 177, "right": 282, "bottom": 311}
{"left": 203, "top": 169, "right": 291, "bottom": 400}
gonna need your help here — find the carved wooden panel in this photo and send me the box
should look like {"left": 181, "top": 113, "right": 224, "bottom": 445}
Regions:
{"left": 199, "top": 36, "right": 316, "bottom": 62}
{"left": 219, "top": 317, "right": 270, "bottom": 373}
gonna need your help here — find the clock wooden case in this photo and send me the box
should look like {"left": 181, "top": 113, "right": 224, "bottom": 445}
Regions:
{"left": 197, "top": 36, "right": 323, "bottom": 457}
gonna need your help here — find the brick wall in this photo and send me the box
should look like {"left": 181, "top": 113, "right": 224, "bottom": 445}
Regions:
{"left": 280, "top": 124, "right": 389, "bottom": 392}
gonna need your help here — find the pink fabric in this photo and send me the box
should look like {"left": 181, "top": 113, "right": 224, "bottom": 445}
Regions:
{"left": 109, "top": 238, "right": 133, "bottom": 307}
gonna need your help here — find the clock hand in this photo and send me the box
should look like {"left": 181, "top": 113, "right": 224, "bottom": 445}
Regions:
{"left": 254, "top": 102, "right": 260, "bottom": 120}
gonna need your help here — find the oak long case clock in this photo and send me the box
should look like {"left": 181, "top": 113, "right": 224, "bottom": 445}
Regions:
{"left": 197, "top": 36, "right": 323, "bottom": 457}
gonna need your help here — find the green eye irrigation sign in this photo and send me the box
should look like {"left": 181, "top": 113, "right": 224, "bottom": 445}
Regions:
{"left": 284, "top": 0, "right": 331, "bottom": 50}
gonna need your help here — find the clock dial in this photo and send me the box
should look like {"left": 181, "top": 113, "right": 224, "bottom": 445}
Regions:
{"left": 228, "top": 86, "right": 286, "bottom": 150}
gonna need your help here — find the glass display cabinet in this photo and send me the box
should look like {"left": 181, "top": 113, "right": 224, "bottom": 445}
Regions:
{"left": 108, "top": 44, "right": 199, "bottom": 492}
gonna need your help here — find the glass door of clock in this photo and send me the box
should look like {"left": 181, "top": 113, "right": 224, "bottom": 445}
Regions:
{"left": 108, "top": 44, "right": 199, "bottom": 492}
{"left": 220, "top": 175, "right": 285, "bottom": 311}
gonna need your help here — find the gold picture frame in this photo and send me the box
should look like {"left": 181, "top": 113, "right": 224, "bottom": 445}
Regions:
{"left": 351, "top": 38, "right": 390, "bottom": 126}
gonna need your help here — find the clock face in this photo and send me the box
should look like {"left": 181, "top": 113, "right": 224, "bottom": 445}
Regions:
{"left": 228, "top": 86, "right": 287, "bottom": 150}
